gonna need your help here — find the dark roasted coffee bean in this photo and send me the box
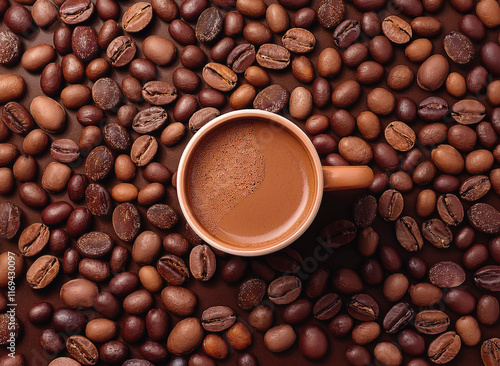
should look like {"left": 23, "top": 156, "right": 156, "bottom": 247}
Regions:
{"left": 414, "top": 310, "right": 450, "bottom": 335}
{"left": 211, "top": 37, "right": 235, "bottom": 63}
{"left": 169, "top": 19, "right": 196, "bottom": 45}
{"left": 227, "top": 44, "right": 256, "bottom": 73}
{"left": 436, "top": 194, "right": 464, "bottom": 226}
{"left": 282, "top": 299, "right": 312, "bottom": 325}
{"left": 112, "top": 203, "right": 140, "bottom": 242}
{"left": 317, "top": 0, "right": 344, "bottom": 29}
{"left": 253, "top": 84, "right": 289, "bottom": 113}
{"left": 352, "top": 195, "right": 376, "bottom": 228}
{"left": 474, "top": 266, "right": 500, "bottom": 292}
{"left": 93, "top": 292, "right": 121, "bottom": 319}
{"left": 189, "top": 245, "right": 216, "bottom": 281}
{"left": 427, "top": 332, "right": 461, "bottom": 364}
{"left": 131, "top": 135, "right": 158, "bottom": 166}
{"left": 444, "top": 31, "right": 474, "bottom": 64}
{"left": 481, "top": 338, "right": 500, "bottom": 366}
{"left": 92, "top": 77, "right": 120, "bottom": 111}
{"left": 383, "top": 302, "right": 414, "bottom": 334}
{"left": 429, "top": 261, "right": 466, "bottom": 288}
{"left": 313, "top": 293, "right": 341, "bottom": 320}
{"left": 468, "top": 203, "right": 500, "bottom": 234}
{"left": 451, "top": 99, "right": 486, "bottom": 125}
{"left": 256, "top": 44, "right": 291, "bottom": 70}
{"left": 319, "top": 219, "right": 357, "bottom": 247}
{"left": 196, "top": 7, "right": 223, "bottom": 43}
{"left": 460, "top": 175, "right": 491, "bottom": 202}
{"left": 41, "top": 201, "right": 73, "bottom": 226}
{"left": 103, "top": 123, "right": 131, "bottom": 152}
{"left": 18, "top": 223, "right": 50, "bottom": 257}
{"left": 52, "top": 307, "right": 86, "bottom": 333}
{"left": 238, "top": 278, "right": 266, "bottom": 310}
{"left": 157, "top": 254, "right": 188, "bottom": 286}
{"left": 201, "top": 306, "right": 236, "bottom": 332}
{"left": 395, "top": 216, "right": 423, "bottom": 251}
{"left": 60, "top": 0, "right": 94, "bottom": 25}
{"left": 85, "top": 146, "right": 114, "bottom": 181}
{"left": 418, "top": 97, "right": 448, "bottom": 122}
{"left": 122, "top": 2, "right": 152, "bottom": 33}
{"left": 268, "top": 276, "right": 302, "bottom": 305}
{"left": 100, "top": 341, "right": 129, "bottom": 364}
{"left": 66, "top": 335, "right": 98, "bottom": 365}
{"left": 26, "top": 255, "right": 60, "bottom": 289}
{"left": 76, "top": 231, "right": 113, "bottom": 258}
{"left": 266, "top": 248, "right": 302, "bottom": 273}
{"left": 107, "top": 36, "right": 136, "bottom": 67}
{"left": 79, "top": 258, "right": 110, "bottom": 282}
{"left": 28, "top": 302, "right": 53, "bottom": 324}
{"left": 444, "top": 288, "right": 476, "bottom": 314}
{"left": 333, "top": 20, "right": 361, "bottom": 48}
{"left": 348, "top": 294, "right": 379, "bottom": 321}
{"left": 378, "top": 189, "right": 404, "bottom": 221}
{"left": 147, "top": 204, "right": 178, "bottom": 229}
{"left": 422, "top": 219, "right": 452, "bottom": 248}
{"left": 63, "top": 248, "right": 80, "bottom": 275}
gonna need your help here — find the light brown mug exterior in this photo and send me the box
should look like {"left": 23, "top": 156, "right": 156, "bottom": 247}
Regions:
{"left": 177, "top": 109, "right": 373, "bottom": 256}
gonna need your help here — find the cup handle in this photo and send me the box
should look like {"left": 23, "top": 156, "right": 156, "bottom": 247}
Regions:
{"left": 322, "top": 166, "right": 374, "bottom": 191}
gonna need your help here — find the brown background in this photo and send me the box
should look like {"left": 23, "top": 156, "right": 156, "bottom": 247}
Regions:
{"left": 1, "top": 0, "right": 500, "bottom": 364}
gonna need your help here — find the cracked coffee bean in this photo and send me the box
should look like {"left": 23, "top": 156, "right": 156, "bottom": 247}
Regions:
{"left": 382, "top": 15, "right": 412, "bottom": 44}
{"left": 313, "top": 293, "right": 342, "bottom": 320}
{"left": 268, "top": 276, "right": 302, "bottom": 305}
{"left": 383, "top": 302, "right": 414, "bottom": 334}
{"left": 157, "top": 254, "right": 189, "bottom": 286}
{"left": 333, "top": 20, "right": 361, "bottom": 48}
{"left": 142, "top": 81, "right": 178, "bottom": 106}
{"left": 422, "top": 219, "right": 453, "bottom": 248}
{"left": 1, "top": 102, "right": 34, "bottom": 135}
{"left": 189, "top": 245, "right": 216, "bottom": 281}
{"left": 460, "top": 175, "right": 491, "bottom": 201}
{"left": 378, "top": 189, "right": 404, "bottom": 221}
{"left": 319, "top": 219, "right": 357, "bottom": 247}
{"left": 437, "top": 194, "right": 464, "bottom": 226}
{"left": 348, "top": 294, "right": 379, "bottom": 321}
{"left": 282, "top": 28, "right": 316, "bottom": 53}
{"left": 451, "top": 99, "right": 486, "bottom": 125}
{"left": 201, "top": 306, "right": 236, "bottom": 332}
{"left": 418, "top": 97, "right": 449, "bottom": 122}
{"left": 132, "top": 106, "right": 168, "bottom": 134}
{"left": 474, "top": 266, "right": 500, "bottom": 292}
{"left": 26, "top": 255, "right": 60, "bottom": 289}
{"left": 66, "top": 335, "right": 99, "bottom": 365}
{"left": 395, "top": 216, "right": 423, "bottom": 251}
{"left": 18, "top": 222, "right": 50, "bottom": 257}
{"left": 202, "top": 62, "right": 237, "bottom": 92}
{"left": 256, "top": 44, "right": 291, "bottom": 70}
{"left": 427, "top": 331, "right": 461, "bottom": 364}
{"left": 130, "top": 135, "right": 158, "bottom": 166}
{"left": 384, "top": 121, "right": 416, "bottom": 151}
{"left": 106, "top": 36, "right": 136, "bottom": 67}
{"left": 122, "top": 2, "right": 153, "bottom": 33}
{"left": 60, "top": 0, "right": 94, "bottom": 25}
{"left": 415, "top": 310, "right": 450, "bottom": 335}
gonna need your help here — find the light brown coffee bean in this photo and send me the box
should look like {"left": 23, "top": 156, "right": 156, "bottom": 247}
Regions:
{"left": 266, "top": 4, "right": 289, "bottom": 33}
{"left": 289, "top": 86, "right": 313, "bottom": 120}
{"left": 352, "top": 322, "right": 380, "bottom": 345}
{"left": 26, "top": 255, "right": 59, "bottom": 289}
{"left": 317, "top": 48, "right": 342, "bottom": 77}
{"left": 385, "top": 121, "right": 416, "bottom": 151}
{"left": 428, "top": 332, "right": 461, "bottom": 364}
{"left": 374, "top": 342, "right": 403, "bottom": 366}
{"left": 0, "top": 74, "right": 25, "bottom": 104}
{"left": 405, "top": 38, "right": 433, "bottom": 62}
{"left": 382, "top": 15, "right": 412, "bottom": 44}
{"left": 338, "top": 136, "right": 373, "bottom": 164}
{"left": 431, "top": 144, "right": 464, "bottom": 175}
{"left": 167, "top": 318, "right": 203, "bottom": 356}
{"left": 30, "top": 96, "right": 66, "bottom": 133}
{"left": 367, "top": 88, "right": 395, "bottom": 115}
{"left": 417, "top": 54, "right": 449, "bottom": 91}
{"left": 42, "top": 162, "right": 72, "bottom": 193}
{"left": 455, "top": 316, "right": 480, "bottom": 346}
{"left": 387, "top": 65, "right": 414, "bottom": 90}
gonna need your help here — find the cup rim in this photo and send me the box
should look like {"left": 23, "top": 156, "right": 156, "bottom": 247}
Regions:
{"left": 176, "top": 109, "right": 324, "bottom": 256}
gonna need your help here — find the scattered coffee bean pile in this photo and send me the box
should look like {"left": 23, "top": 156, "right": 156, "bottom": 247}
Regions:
{"left": 0, "top": 0, "right": 500, "bottom": 365}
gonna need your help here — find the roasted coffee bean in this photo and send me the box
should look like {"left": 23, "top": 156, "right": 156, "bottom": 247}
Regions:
{"left": 61, "top": 278, "right": 99, "bottom": 309}
{"left": 79, "top": 258, "right": 110, "bottom": 282}
{"left": 60, "top": 0, "right": 94, "bottom": 24}
{"left": 132, "top": 231, "right": 162, "bottom": 265}
{"left": 131, "top": 135, "right": 158, "bottom": 166}
{"left": 50, "top": 139, "right": 80, "bottom": 163}
{"left": 267, "top": 276, "right": 301, "bottom": 305}
{"left": 382, "top": 15, "right": 412, "bottom": 44}
{"left": 63, "top": 248, "right": 80, "bottom": 275}
{"left": 395, "top": 216, "right": 423, "bottom": 251}
{"left": 444, "top": 288, "right": 476, "bottom": 314}
{"left": 450, "top": 99, "right": 486, "bottom": 125}
{"left": 107, "top": 36, "right": 136, "bottom": 67}
{"left": 332, "top": 20, "right": 360, "bottom": 48}
{"left": 319, "top": 219, "right": 357, "bottom": 247}
{"left": 385, "top": 121, "right": 415, "bottom": 151}
{"left": 0, "top": 203, "right": 21, "bottom": 240}
{"left": 348, "top": 294, "right": 379, "bottom": 321}
{"left": 254, "top": 84, "right": 289, "bottom": 113}
{"left": 71, "top": 26, "right": 99, "bottom": 64}
{"left": 444, "top": 32, "right": 474, "bottom": 64}
{"left": 417, "top": 54, "right": 449, "bottom": 91}
{"left": 282, "top": 28, "right": 316, "bottom": 53}
{"left": 142, "top": 81, "right": 177, "bottom": 106}
{"left": 264, "top": 324, "right": 295, "bottom": 353}
{"left": 18, "top": 223, "right": 50, "bottom": 257}
{"left": 85, "top": 146, "right": 114, "bottom": 182}
{"left": 102, "top": 123, "right": 130, "bottom": 152}
{"left": 28, "top": 302, "right": 53, "bottom": 324}
{"left": 437, "top": 194, "right": 464, "bottom": 226}
{"left": 428, "top": 331, "right": 461, "bottom": 364}
{"left": 227, "top": 44, "right": 256, "bottom": 74}
{"left": 414, "top": 161, "right": 439, "bottom": 186}
{"left": 414, "top": 310, "right": 449, "bottom": 335}
{"left": 122, "top": 2, "right": 152, "bottom": 33}
{"left": 41, "top": 201, "right": 73, "bottom": 227}
{"left": 172, "top": 67, "right": 200, "bottom": 93}
{"left": 66, "top": 207, "right": 91, "bottom": 238}
{"left": 267, "top": 3, "right": 289, "bottom": 33}
{"left": 66, "top": 335, "right": 98, "bottom": 365}
{"left": 76, "top": 231, "right": 113, "bottom": 259}
{"left": 383, "top": 302, "right": 414, "bottom": 334}
{"left": 52, "top": 307, "right": 86, "bottom": 334}
{"left": 481, "top": 41, "right": 500, "bottom": 76}
{"left": 161, "top": 286, "right": 197, "bottom": 317}
{"left": 40, "top": 328, "right": 64, "bottom": 355}
{"left": 313, "top": 293, "right": 341, "bottom": 320}
{"left": 409, "top": 283, "right": 442, "bottom": 307}
{"left": 429, "top": 261, "right": 466, "bottom": 288}
{"left": 298, "top": 325, "right": 328, "bottom": 360}
{"left": 474, "top": 266, "right": 500, "bottom": 292}
{"left": 156, "top": 254, "right": 189, "bottom": 286}
{"left": 109, "top": 272, "right": 139, "bottom": 297}
{"left": 26, "top": 255, "right": 59, "bottom": 289}
{"left": 226, "top": 322, "right": 252, "bottom": 351}
{"left": 1, "top": 102, "right": 35, "bottom": 135}
{"left": 198, "top": 89, "right": 226, "bottom": 108}
{"left": 468, "top": 203, "right": 500, "bottom": 234}
{"left": 112, "top": 203, "right": 140, "bottom": 242}
{"left": 23, "top": 129, "right": 48, "bottom": 156}
{"left": 147, "top": 204, "right": 178, "bottom": 229}
{"left": 202, "top": 63, "right": 237, "bottom": 91}
{"left": 256, "top": 44, "right": 291, "bottom": 70}
{"left": 378, "top": 189, "right": 404, "bottom": 221}
{"left": 398, "top": 330, "right": 426, "bottom": 356}
{"left": 92, "top": 77, "right": 121, "bottom": 111}
{"left": 455, "top": 316, "right": 480, "bottom": 347}
{"left": 477, "top": 296, "right": 500, "bottom": 325}
{"left": 418, "top": 97, "right": 448, "bottom": 122}
{"left": 123, "top": 289, "right": 153, "bottom": 315}
{"left": 238, "top": 278, "right": 266, "bottom": 310}
{"left": 422, "top": 219, "right": 453, "bottom": 248}
{"left": 356, "top": 61, "right": 384, "bottom": 85}
{"left": 373, "top": 143, "right": 398, "bottom": 171}
{"left": 195, "top": 7, "right": 222, "bottom": 43}
{"left": 210, "top": 37, "right": 235, "bottom": 63}
{"left": 317, "top": 0, "right": 344, "bottom": 29}
{"left": 188, "top": 107, "right": 220, "bottom": 132}
{"left": 167, "top": 318, "right": 203, "bottom": 356}
{"left": 201, "top": 306, "right": 236, "bottom": 332}
{"left": 19, "top": 182, "right": 49, "bottom": 208}
{"left": 481, "top": 338, "right": 500, "bottom": 366}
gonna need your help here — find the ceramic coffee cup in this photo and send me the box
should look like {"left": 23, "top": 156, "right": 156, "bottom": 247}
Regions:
{"left": 177, "top": 109, "right": 374, "bottom": 256}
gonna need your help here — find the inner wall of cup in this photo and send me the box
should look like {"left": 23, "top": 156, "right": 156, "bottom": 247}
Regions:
{"left": 177, "top": 111, "right": 324, "bottom": 255}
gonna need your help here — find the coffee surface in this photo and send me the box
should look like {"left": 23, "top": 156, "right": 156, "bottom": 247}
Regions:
{"left": 188, "top": 120, "right": 316, "bottom": 247}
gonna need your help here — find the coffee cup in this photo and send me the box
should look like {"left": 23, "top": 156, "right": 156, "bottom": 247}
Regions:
{"left": 177, "top": 109, "right": 374, "bottom": 256}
